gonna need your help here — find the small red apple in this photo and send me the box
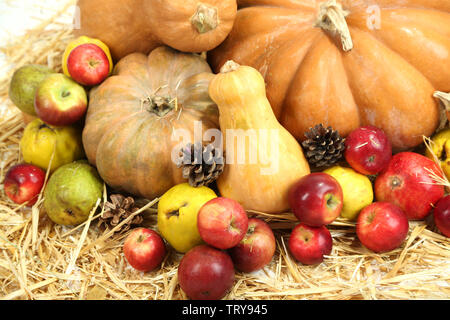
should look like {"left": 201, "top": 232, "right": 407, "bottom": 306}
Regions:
{"left": 433, "top": 195, "right": 450, "bottom": 237}
{"left": 3, "top": 163, "right": 46, "bottom": 206}
{"left": 123, "top": 228, "right": 166, "bottom": 272}
{"left": 34, "top": 73, "right": 87, "bottom": 126}
{"left": 229, "top": 218, "right": 275, "bottom": 273}
{"left": 197, "top": 197, "right": 248, "bottom": 250}
{"left": 67, "top": 43, "right": 110, "bottom": 86}
{"left": 344, "top": 126, "right": 392, "bottom": 175}
{"left": 375, "top": 152, "right": 445, "bottom": 220}
{"left": 178, "top": 245, "right": 235, "bottom": 300}
{"left": 356, "top": 202, "right": 409, "bottom": 253}
{"left": 289, "top": 173, "right": 343, "bottom": 227}
{"left": 288, "top": 223, "right": 332, "bottom": 265}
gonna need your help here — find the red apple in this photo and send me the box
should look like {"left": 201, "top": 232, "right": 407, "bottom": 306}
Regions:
{"left": 288, "top": 223, "right": 332, "bottom": 265}
{"left": 433, "top": 195, "right": 450, "bottom": 237}
{"left": 3, "top": 163, "right": 46, "bottom": 206}
{"left": 34, "top": 73, "right": 87, "bottom": 126}
{"left": 344, "top": 126, "right": 392, "bottom": 175}
{"left": 229, "top": 218, "right": 275, "bottom": 273}
{"left": 123, "top": 228, "right": 166, "bottom": 272}
{"left": 197, "top": 197, "right": 248, "bottom": 250}
{"left": 178, "top": 245, "right": 235, "bottom": 300}
{"left": 289, "top": 173, "right": 343, "bottom": 227}
{"left": 375, "top": 152, "right": 445, "bottom": 220}
{"left": 67, "top": 43, "right": 110, "bottom": 86}
{"left": 356, "top": 202, "right": 409, "bottom": 253}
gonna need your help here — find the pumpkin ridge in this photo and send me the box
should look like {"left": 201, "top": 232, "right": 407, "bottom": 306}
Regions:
{"left": 346, "top": 8, "right": 450, "bottom": 91}
{"left": 341, "top": 27, "right": 438, "bottom": 149}
{"left": 344, "top": 25, "right": 436, "bottom": 86}
{"left": 238, "top": 0, "right": 317, "bottom": 11}
{"left": 275, "top": 30, "right": 324, "bottom": 121}
{"left": 281, "top": 32, "right": 360, "bottom": 140}
{"left": 147, "top": 48, "right": 212, "bottom": 96}
{"left": 134, "top": 117, "right": 174, "bottom": 197}
{"left": 95, "top": 114, "right": 148, "bottom": 196}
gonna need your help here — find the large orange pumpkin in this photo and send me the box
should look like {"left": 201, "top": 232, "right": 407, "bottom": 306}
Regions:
{"left": 82, "top": 46, "right": 219, "bottom": 200}
{"left": 75, "top": 0, "right": 237, "bottom": 61}
{"left": 209, "top": 0, "right": 450, "bottom": 151}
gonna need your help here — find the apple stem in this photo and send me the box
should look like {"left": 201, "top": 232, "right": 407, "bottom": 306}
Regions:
{"left": 326, "top": 194, "right": 339, "bottom": 210}
{"left": 246, "top": 225, "right": 256, "bottom": 237}
{"left": 390, "top": 176, "right": 402, "bottom": 189}
{"left": 4, "top": 183, "right": 19, "bottom": 196}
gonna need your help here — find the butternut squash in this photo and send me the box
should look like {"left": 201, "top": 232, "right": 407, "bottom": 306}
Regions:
{"left": 208, "top": 61, "right": 310, "bottom": 213}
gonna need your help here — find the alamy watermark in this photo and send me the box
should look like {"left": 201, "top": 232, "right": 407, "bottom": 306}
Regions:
{"left": 171, "top": 121, "right": 280, "bottom": 176}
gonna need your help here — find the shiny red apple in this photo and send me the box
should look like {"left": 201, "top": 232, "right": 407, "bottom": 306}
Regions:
{"left": 67, "top": 43, "right": 110, "bottom": 86}
{"left": 288, "top": 223, "right": 332, "bottom": 265}
{"left": 229, "top": 218, "right": 275, "bottom": 273}
{"left": 356, "top": 202, "right": 409, "bottom": 253}
{"left": 433, "top": 195, "right": 450, "bottom": 237}
{"left": 3, "top": 163, "right": 46, "bottom": 206}
{"left": 178, "top": 245, "right": 235, "bottom": 300}
{"left": 197, "top": 197, "right": 248, "bottom": 250}
{"left": 289, "top": 173, "right": 343, "bottom": 227}
{"left": 34, "top": 73, "right": 87, "bottom": 126}
{"left": 344, "top": 126, "right": 392, "bottom": 175}
{"left": 375, "top": 152, "right": 445, "bottom": 220}
{"left": 123, "top": 228, "right": 166, "bottom": 272}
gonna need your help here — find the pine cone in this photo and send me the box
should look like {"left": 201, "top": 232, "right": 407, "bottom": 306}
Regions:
{"left": 302, "top": 124, "right": 345, "bottom": 168}
{"left": 98, "top": 194, "right": 143, "bottom": 233}
{"left": 177, "top": 142, "right": 225, "bottom": 187}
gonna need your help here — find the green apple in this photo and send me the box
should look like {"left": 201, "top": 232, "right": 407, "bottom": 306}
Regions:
{"left": 34, "top": 73, "right": 88, "bottom": 126}
{"left": 9, "top": 64, "right": 55, "bottom": 115}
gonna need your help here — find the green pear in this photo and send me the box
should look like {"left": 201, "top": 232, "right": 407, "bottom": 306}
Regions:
{"left": 9, "top": 64, "right": 55, "bottom": 115}
{"left": 44, "top": 160, "right": 103, "bottom": 226}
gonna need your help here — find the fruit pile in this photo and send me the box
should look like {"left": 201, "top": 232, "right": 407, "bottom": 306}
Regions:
{"left": 2, "top": 0, "right": 450, "bottom": 301}
{"left": 5, "top": 36, "right": 111, "bottom": 225}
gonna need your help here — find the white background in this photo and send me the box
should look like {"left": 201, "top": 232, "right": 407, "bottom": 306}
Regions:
{"left": 0, "top": 0, "right": 74, "bottom": 115}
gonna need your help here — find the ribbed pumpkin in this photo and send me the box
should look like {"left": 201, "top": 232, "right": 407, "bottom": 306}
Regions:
{"left": 82, "top": 46, "right": 219, "bottom": 200}
{"left": 209, "top": 0, "right": 450, "bottom": 151}
{"left": 75, "top": 0, "right": 237, "bottom": 61}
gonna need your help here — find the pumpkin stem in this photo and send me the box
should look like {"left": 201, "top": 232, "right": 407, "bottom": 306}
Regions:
{"left": 434, "top": 91, "right": 450, "bottom": 131}
{"left": 142, "top": 94, "right": 177, "bottom": 117}
{"left": 191, "top": 3, "right": 219, "bottom": 34}
{"left": 220, "top": 60, "right": 240, "bottom": 73}
{"left": 315, "top": 0, "right": 353, "bottom": 52}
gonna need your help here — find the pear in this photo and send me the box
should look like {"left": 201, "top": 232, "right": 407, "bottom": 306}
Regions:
{"left": 44, "top": 160, "right": 103, "bottom": 226}
{"left": 9, "top": 64, "right": 54, "bottom": 115}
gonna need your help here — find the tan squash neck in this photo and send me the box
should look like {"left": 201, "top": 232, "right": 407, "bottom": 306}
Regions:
{"left": 315, "top": 0, "right": 353, "bottom": 52}
{"left": 191, "top": 3, "right": 219, "bottom": 34}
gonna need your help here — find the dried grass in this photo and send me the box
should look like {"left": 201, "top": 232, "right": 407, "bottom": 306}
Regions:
{"left": 0, "top": 1, "right": 449, "bottom": 300}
